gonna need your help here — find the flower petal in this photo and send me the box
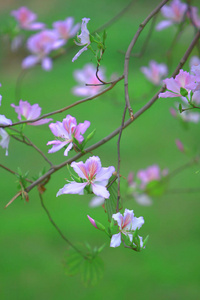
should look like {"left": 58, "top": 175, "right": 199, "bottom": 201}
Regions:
{"left": 56, "top": 181, "right": 87, "bottom": 196}
{"left": 110, "top": 232, "right": 121, "bottom": 248}
{"left": 91, "top": 183, "right": 110, "bottom": 198}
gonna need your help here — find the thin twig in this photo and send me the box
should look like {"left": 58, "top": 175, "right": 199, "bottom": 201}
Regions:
{"left": 116, "top": 105, "right": 127, "bottom": 212}
{"left": 39, "top": 193, "right": 87, "bottom": 259}
{"left": 94, "top": 0, "right": 136, "bottom": 34}
{"left": 1, "top": 75, "right": 124, "bottom": 129}
{"left": 132, "top": 15, "right": 158, "bottom": 58}
{"left": 0, "top": 164, "right": 33, "bottom": 183}
{"left": 124, "top": 0, "right": 170, "bottom": 119}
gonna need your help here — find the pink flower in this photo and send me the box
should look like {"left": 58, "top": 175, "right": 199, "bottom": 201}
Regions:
{"left": 141, "top": 60, "right": 168, "bottom": 85}
{"left": 156, "top": 0, "right": 187, "bottom": 31}
{"left": 187, "top": 65, "right": 200, "bottom": 92}
{"left": 47, "top": 115, "right": 90, "bottom": 156}
{"left": 159, "top": 70, "right": 194, "bottom": 98}
{"left": 11, "top": 7, "right": 45, "bottom": 31}
{"left": 53, "top": 17, "right": 80, "bottom": 43}
{"left": 22, "top": 30, "right": 64, "bottom": 70}
{"left": 110, "top": 209, "right": 144, "bottom": 248}
{"left": 56, "top": 156, "right": 115, "bottom": 198}
{"left": 0, "top": 129, "right": 10, "bottom": 156}
{"left": 72, "top": 63, "right": 105, "bottom": 97}
{"left": 11, "top": 100, "right": 52, "bottom": 125}
{"left": 137, "top": 165, "right": 162, "bottom": 189}
{"left": 72, "top": 18, "right": 91, "bottom": 62}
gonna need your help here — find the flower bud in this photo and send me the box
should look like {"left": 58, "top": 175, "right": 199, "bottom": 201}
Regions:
{"left": 87, "top": 215, "right": 105, "bottom": 231}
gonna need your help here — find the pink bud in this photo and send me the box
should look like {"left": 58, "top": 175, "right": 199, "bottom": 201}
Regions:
{"left": 175, "top": 139, "right": 184, "bottom": 152}
{"left": 87, "top": 215, "right": 98, "bottom": 229}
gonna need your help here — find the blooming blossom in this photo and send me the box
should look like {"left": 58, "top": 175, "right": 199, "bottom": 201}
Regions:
{"left": 156, "top": 0, "right": 187, "bottom": 31}
{"left": 141, "top": 60, "right": 168, "bottom": 85}
{"left": 11, "top": 7, "right": 45, "bottom": 31}
{"left": 110, "top": 209, "right": 144, "bottom": 248}
{"left": 53, "top": 17, "right": 80, "bottom": 44}
{"left": 47, "top": 115, "right": 90, "bottom": 156}
{"left": 187, "top": 64, "right": 200, "bottom": 92}
{"left": 22, "top": 30, "right": 64, "bottom": 70}
{"left": 72, "top": 63, "right": 105, "bottom": 97}
{"left": 56, "top": 156, "right": 115, "bottom": 198}
{"left": 159, "top": 70, "right": 195, "bottom": 98}
{"left": 72, "top": 18, "right": 91, "bottom": 62}
{"left": 11, "top": 100, "right": 52, "bottom": 125}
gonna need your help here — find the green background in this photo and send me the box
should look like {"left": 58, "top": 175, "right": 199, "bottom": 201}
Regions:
{"left": 0, "top": 0, "right": 200, "bottom": 299}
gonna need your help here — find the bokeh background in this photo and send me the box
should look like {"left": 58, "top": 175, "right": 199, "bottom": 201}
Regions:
{"left": 0, "top": 0, "right": 200, "bottom": 299}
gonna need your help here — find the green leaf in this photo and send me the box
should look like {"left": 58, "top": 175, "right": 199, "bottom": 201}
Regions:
{"left": 179, "top": 103, "right": 182, "bottom": 113}
{"left": 143, "top": 235, "right": 149, "bottom": 248}
{"left": 64, "top": 249, "right": 83, "bottom": 276}
{"left": 81, "top": 256, "right": 104, "bottom": 287}
{"left": 105, "top": 180, "right": 119, "bottom": 222}
{"left": 82, "top": 129, "right": 96, "bottom": 148}
{"left": 180, "top": 87, "right": 188, "bottom": 97}
{"left": 145, "top": 179, "right": 167, "bottom": 197}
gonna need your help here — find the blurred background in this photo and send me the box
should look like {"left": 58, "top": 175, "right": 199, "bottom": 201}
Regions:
{"left": 0, "top": 0, "right": 200, "bottom": 299}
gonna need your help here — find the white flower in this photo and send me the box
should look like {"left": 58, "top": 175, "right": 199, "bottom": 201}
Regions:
{"left": 72, "top": 18, "right": 91, "bottom": 62}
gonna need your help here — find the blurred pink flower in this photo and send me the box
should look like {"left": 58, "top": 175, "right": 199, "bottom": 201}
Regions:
{"left": 141, "top": 60, "right": 168, "bottom": 85}
{"left": 53, "top": 17, "right": 80, "bottom": 43}
{"left": 175, "top": 139, "right": 184, "bottom": 152}
{"left": 0, "top": 128, "right": 10, "bottom": 156}
{"left": 159, "top": 70, "right": 194, "bottom": 98}
{"left": 110, "top": 209, "right": 144, "bottom": 248}
{"left": 47, "top": 115, "right": 90, "bottom": 156}
{"left": 11, "top": 7, "right": 45, "bottom": 31}
{"left": 137, "top": 165, "right": 162, "bottom": 189}
{"left": 72, "top": 18, "right": 91, "bottom": 62}
{"left": 11, "top": 100, "right": 52, "bottom": 125}
{"left": 170, "top": 106, "right": 200, "bottom": 123}
{"left": 189, "top": 56, "right": 200, "bottom": 70}
{"left": 56, "top": 156, "right": 115, "bottom": 198}
{"left": 188, "top": 6, "right": 200, "bottom": 28}
{"left": 22, "top": 30, "right": 64, "bottom": 70}
{"left": 156, "top": 0, "right": 187, "bottom": 31}
{"left": 72, "top": 63, "right": 105, "bottom": 97}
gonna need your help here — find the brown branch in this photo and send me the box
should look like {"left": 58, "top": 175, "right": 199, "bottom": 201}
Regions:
{"left": 7, "top": 14, "right": 200, "bottom": 204}
{"left": 0, "top": 164, "right": 33, "bottom": 183}
{"left": 1, "top": 75, "right": 124, "bottom": 129}
{"left": 124, "top": 0, "right": 170, "bottom": 119}
{"left": 116, "top": 105, "right": 127, "bottom": 212}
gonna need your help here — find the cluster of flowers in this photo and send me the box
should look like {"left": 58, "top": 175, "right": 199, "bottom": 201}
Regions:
{"left": 128, "top": 165, "right": 168, "bottom": 206}
{"left": 159, "top": 57, "right": 200, "bottom": 123}
{"left": 156, "top": 0, "right": 200, "bottom": 31}
{"left": 11, "top": 7, "right": 80, "bottom": 70}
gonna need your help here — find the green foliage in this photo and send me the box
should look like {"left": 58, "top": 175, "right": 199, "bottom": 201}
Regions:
{"left": 64, "top": 243, "right": 104, "bottom": 286}
{"left": 105, "top": 178, "right": 120, "bottom": 222}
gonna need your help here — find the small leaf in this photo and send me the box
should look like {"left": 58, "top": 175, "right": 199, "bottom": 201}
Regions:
{"left": 179, "top": 103, "right": 183, "bottom": 113}
{"left": 180, "top": 87, "right": 188, "bottom": 97}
